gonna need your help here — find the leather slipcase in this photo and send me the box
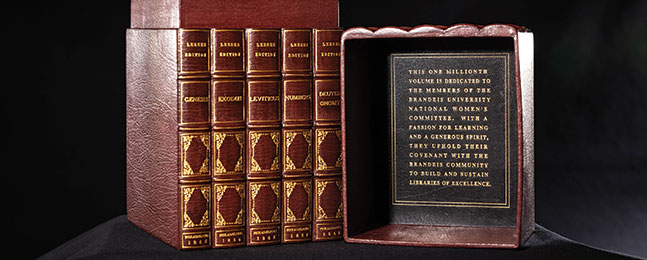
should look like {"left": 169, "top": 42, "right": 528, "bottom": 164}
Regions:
{"left": 131, "top": 0, "right": 339, "bottom": 29}
{"left": 341, "top": 24, "right": 534, "bottom": 248}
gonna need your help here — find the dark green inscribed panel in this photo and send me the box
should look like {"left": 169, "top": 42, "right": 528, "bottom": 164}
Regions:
{"left": 390, "top": 52, "right": 517, "bottom": 227}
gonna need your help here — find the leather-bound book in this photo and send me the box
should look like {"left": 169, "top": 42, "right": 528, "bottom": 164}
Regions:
{"left": 127, "top": 29, "right": 213, "bottom": 250}
{"left": 131, "top": 0, "right": 339, "bottom": 29}
{"left": 245, "top": 29, "right": 283, "bottom": 246}
{"left": 210, "top": 29, "right": 247, "bottom": 248}
{"left": 311, "top": 28, "right": 343, "bottom": 241}
{"left": 280, "top": 29, "right": 314, "bottom": 243}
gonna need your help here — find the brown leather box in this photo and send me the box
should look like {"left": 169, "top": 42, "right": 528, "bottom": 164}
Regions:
{"left": 131, "top": 0, "right": 339, "bottom": 29}
{"left": 341, "top": 24, "right": 534, "bottom": 248}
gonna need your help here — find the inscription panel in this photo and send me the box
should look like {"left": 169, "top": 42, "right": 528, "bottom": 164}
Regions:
{"left": 390, "top": 52, "right": 517, "bottom": 226}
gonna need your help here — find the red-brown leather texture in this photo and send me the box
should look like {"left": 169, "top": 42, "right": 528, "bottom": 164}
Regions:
{"left": 211, "top": 80, "right": 245, "bottom": 129}
{"left": 212, "top": 181, "right": 246, "bottom": 248}
{"left": 247, "top": 180, "right": 282, "bottom": 246}
{"left": 313, "top": 176, "right": 343, "bottom": 241}
{"left": 126, "top": 29, "right": 181, "bottom": 249}
{"left": 282, "top": 29, "right": 314, "bottom": 128}
{"left": 311, "top": 28, "right": 343, "bottom": 242}
{"left": 282, "top": 129, "right": 313, "bottom": 176}
{"left": 283, "top": 80, "right": 313, "bottom": 127}
{"left": 177, "top": 29, "right": 213, "bottom": 249}
{"left": 246, "top": 116, "right": 281, "bottom": 246}
{"left": 313, "top": 28, "right": 343, "bottom": 175}
{"left": 282, "top": 178, "right": 313, "bottom": 243}
{"left": 212, "top": 130, "right": 245, "bottom": 178}
{"left": 312, "top": 29, "right": 342, "bottom": 128}
{"left": 179, "top": 80, "right": 210, "bottom": 130}
{"left": 246, "top": 29, "right": 281, "bottom": 78}
{"left": 247, "top": 130, "right": 281, "bottom": 177}
{"left": 247, "top": 80, "right": 281, "bottom": 127}
{"left": 179, "top": 132, "right": 212, "bottom": 182}
{"left": 178, "top": 29, "right": 210, "bottom": 79}
{"left": 131, "top": 0, "right": 339, "bottom": 29}
{"left": 313, "top": 29, "right": 342, "bottom": 77}
{"left": 210, "top": 28, "right": 247, "bottom": 248}
{"left": 211, "top": 29, "right": 245, "bottom": 79}
{"left": 245, "top": 28, "right": 283, "bottom": 246}
{"left": 314, "top": 79, "right": 341, "bottom": 126}
{"left": 312, "top": 29, "right": 342, "bottom": 127}
{"left": 314, "top": 128, "right": 342, "bottom": 176}
{"left": 280, "top": 29, "right": 315, "bottom": 243}
{"left": 282, "top": 29, "right": 312, "bottom": 77}
{"left": 179, "top": 182, "right": 212, "bottom": 249}
{"left": 131, "top": 0, "right": 180, "bottom": 28}
{"left": 312, "top": 127, "right": 343, "bottom": 242}
{"left": 347, "top": 225, "right": 518, "bottom": 248}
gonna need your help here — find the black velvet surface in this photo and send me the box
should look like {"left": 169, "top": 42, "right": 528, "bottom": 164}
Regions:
{"left": 38, "top": 215, "right": 638, "bottom": 260}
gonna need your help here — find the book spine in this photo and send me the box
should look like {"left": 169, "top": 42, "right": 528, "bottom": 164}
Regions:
{"left": 280, "top": 29, "right": 314, "bottom": 243}
{"left": 210, "top": 29, "right": 247, "bottom": 248}
{"left": 245, "top": 28, "right": 283, "bottom": 246}
{"left": 312, "top": 28, "right": 343, "bottom": 241}
{"left": 177, "top": 29, "right": 213, "bottom": 249}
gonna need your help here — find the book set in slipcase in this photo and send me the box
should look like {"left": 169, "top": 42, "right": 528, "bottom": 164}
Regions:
{"left": 126, "top": 0, "right": 343, "bottom": 250}
{"left": 127, "top": 0, "right": 534, "bottom": 251}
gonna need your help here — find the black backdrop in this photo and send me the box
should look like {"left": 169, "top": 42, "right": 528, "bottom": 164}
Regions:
{"left": 5, "top": 0, "right": 645, "bottom": 259}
